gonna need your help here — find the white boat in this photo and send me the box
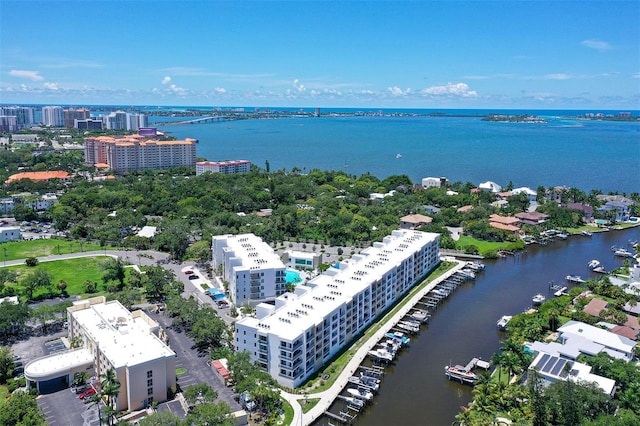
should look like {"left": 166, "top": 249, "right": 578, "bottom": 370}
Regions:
{"left": 614, "top": 248, "right": 634, "bottom": 258}
{"left": 581, "top": 230, "right": 593, "bottom": 237}
{"left": 346, "top": 387, "right": 374, "bottom": 401}
{"left": 342, "top": 396, "right": 365, "bottom": 408}
{"left": 386, "top": 331, "right": 411, "bottom": 347}
{"left": 444, "top": 365, "right": 478, "bottom": 384}
{"left": 532, "top": 293, "right": 546, "bottom": 306}
{"left": 465, "top": 261, "right": 485, "bottom": 271}
{"left": 588, "top": 259, "right": 601, "bottom": 269}
{"left": 496, "top": 315, "right": 512, "bottom": 331}
{"left": 348, "top": 375, "right": 379, "bottom": 391}
{"left": 410, "top": 310, "right": 430, "bottom": 323}
{"left": 557, "top": 233, "right": 568, "bottom": 240}
{"left": 396, "top": 153, "right": 402, "bottom": 159}
{"left": 566, "top": 275, "right": 585, "bottom": 283}
{"left": 367, "top": 348, "right": 394, "bottom": 362}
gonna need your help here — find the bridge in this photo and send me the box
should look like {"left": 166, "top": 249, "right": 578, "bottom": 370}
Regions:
{"left": 154, "top": 115, "right": 239, "bottom": 126}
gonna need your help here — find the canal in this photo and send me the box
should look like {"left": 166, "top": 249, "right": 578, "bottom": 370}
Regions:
{"left": 315, "top": 226, "right": 639, "bottom": 426}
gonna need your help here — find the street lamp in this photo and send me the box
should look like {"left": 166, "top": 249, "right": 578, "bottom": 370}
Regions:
{"left": 3, "top": 247, "right": 6, "bottom": 266}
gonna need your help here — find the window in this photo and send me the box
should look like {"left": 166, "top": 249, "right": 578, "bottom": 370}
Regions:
{"left": 146, "top": 370, "right": 153, "bottom": 378}
{"left": 148, "top": 387, "right": 153, "bottom": 396}
{"left": 147, "top": 378, "right": 153, "bottom": 387}
{"left": 147, "top": 397, "right": 154, "bottom": 406}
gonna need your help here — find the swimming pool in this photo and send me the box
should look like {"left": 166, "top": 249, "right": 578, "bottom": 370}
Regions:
{"left": 285, "top": 270, "right": 303, "bottom": 284}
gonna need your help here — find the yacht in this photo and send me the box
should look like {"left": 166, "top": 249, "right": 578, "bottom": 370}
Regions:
{"left": 532, "top": 293, "right": 546, "bottom": 306}
{"left": 496, "top": 315, "right": 512, "bottom": 331}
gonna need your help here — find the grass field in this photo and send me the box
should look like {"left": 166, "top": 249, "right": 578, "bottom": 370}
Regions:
{"left": 0, "top": 239, "right": 111, "bottom": 261}
{"left": 4, "top": 256, "right": 122, "bottom": 298}
{"left": 456, "top": 235, "right": 524, "bottom": 255}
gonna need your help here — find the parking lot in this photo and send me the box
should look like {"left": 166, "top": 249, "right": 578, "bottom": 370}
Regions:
{"left": 37, "top": 387, "right": 101, "bottom": 426}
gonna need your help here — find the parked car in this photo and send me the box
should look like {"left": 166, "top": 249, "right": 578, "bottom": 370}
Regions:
{"left": 188, "top": 275, "right": 199, "bottom": 280}
{"left": 216, "top": 301, "right": 229, "bottom": 308}
{"left": 79, "top": 388, "right": 96, "bottom": 399}
{"left": 184, "top": 270, "right": 194, "bottom": 275}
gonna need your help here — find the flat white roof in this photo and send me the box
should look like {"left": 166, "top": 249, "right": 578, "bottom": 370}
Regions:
{"left": 72, "top": 300, "right": 174, "bottom": 368}
{"left": 240, "top": 230, "right": 438, "bottom": 340}
{"left": 136, "top": 226, "right": 157, "bottom": 238}
{"left": 559, "top": 320, "right": 635, "bottom": 356}
{"left": 219, "top": 233, "right": 285, "bottom": 271}
{"left": 25, "top": 349, "right": 94, "bottom": 380}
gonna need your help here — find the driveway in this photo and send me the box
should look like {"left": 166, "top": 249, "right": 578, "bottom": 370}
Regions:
{"left": 146, "top": 310, "right": 242, "bottom": 412}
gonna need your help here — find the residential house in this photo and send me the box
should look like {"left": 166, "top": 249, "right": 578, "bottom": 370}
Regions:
{"left": 515, "top": 211, "right": 549, "bottom": 226}
{"left": 423, "top": 205, "right": 440, "bottom": 215}
{"left": 400, "top": 214, "right": 433, "bottom": 230}
{"left": 598, "top": 200, "right": 634, "bottom": 222}
{"left": 512, "top": 187, "right": 537, "bottom": 202}
{"left": 557, "top": 320, "right": 636, "bottom": 361}
{"left": 478, "top": 181, "right": 502, "bottom": 193}
{"left": 566, "top": 202, "right": 594, "bottom": 221}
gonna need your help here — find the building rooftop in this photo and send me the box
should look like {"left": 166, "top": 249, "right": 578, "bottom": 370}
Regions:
{"left": 5, "top": 170, "right": 70, "bottom": 184}
{"left": 220, "top": 233, "right": 285, "bottom": 271}
{"left": 239, "top": 230, "right": 438, "bottom": 341}
{"left": 71, "top": 300, "right": 174, "bottom": 368}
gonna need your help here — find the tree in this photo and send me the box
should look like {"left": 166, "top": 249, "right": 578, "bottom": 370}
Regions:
{"left": 56, "top": 280, "right": 68, "bottom": 296}
{"left": 102, "top": 257, "right": 126, "bottom": 289}
{"left": 31, "top": 303, "right": 57, "bottom": 334}
{"left": 0, "top": 302, "right": 30, "bottom": 338}
{"left": 0, "top": 346, "right": 16, "bottom": 384}
{"left": 72, "top": 371, "right": 89, "bottom": 387}
{"left": 144, "top": 267, "right": 182, "bottom": 301}
{"left": 0, "top": 390, "right": 46, "bottom": 426}
{"left": 22, "top": 268, "right": 52, "bottom": 300}
{"left": 25, "top": 257, "right": 38, "bottom": 267}
{"left": 184, "top": 383, "right": 217, "bottom": 406}
{"left": 100, "top": 369, "right": 121, "bottom": 426}
{"left": 185, "top": 402, "right": 234, "bottom": 426}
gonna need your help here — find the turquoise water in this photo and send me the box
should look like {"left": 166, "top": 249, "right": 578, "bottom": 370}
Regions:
{"left": 158, "top": 112, "right": 639, "bottom": 194}
{"left": 285, "top": 270, "right": 302, "bottom": 284}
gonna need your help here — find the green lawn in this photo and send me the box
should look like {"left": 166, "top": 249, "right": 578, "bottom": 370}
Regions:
{"left": 0, "top": 239, "right": 111, "bottom": 261}
{"left": 456, "top": 235, "right": 524, "bottom": 255}
{"left": 4, "top": 256, "right": 123, "bottom": 297}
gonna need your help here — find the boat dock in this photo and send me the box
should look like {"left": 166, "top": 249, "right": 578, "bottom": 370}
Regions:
{"left": 464, "top": 357, "right": 490, "bottom": 371}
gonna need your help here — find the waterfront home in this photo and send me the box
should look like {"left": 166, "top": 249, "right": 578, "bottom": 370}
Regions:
{"left": 583, "top": 298, "right": 609, "bottom": 317}
{"left": 457, "top": 205, "right": 474, "bottom": 213}
{"left": 611, "top": 325, "right": 639, "bottom": 341}
{"left": 597, "top": 200, "right": 635, "bottom": 222}
{"left": 400, "top": 214, "right": 433, "bottom": 230}
{"left": 528, "top": 351, "right": 616, "bottom": 396}
{"left": 478, "top": 181, "right": 502, "bottom": 193}
{"left": 557, "top": 320, "right": 636, "bottom": 361}
{"left": 565, "top": 202, "right": 594, "bottom": 222}
{"left": 423, "top": 205, "right": 441, "bottom": 215}
{"left": 495, "top": 191, "right": 513, "bottom": 201}
{"left": 515, "top": 211, "right": 549, "bottom": 226}
{"left": 546, "top": 186, "right": 570, "bottom": 203}
{"left": 491, "top": 199, "right": 509, "bottom": 209}
{"left": 512, "top": 187, "right": 537, "bottom": 202}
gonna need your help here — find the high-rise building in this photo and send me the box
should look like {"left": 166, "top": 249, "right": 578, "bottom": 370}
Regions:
{"left": 126, "top": 113, "right": 148, "bottom": 131}
{"left": 211, "top": 233, "right": 287, "bottom": 306}
{"left": 196, "top": 160, "right": 252, "bottom": 175}
{"left": 234, "top": 229, "right": 440, "bottom": 388}
{"left": 63, "top": 108, "right": 90, "bottom": 128}
{"left": 0, "top": 116, "right": 18, "bottom": 132}
{"left": 41, "top": 106, "right": 64, "bottom": 127}
{"left": 103, "top": 111, "right": 128, "bottom": 130}
{"left": 0, "top": 106, "right": 35, "bottom": 129}
{"left": 75, "top": 118, "right": 103, "bottom": 130}
{"left": 84, "top": 135, "right": 197, "bottom": 173}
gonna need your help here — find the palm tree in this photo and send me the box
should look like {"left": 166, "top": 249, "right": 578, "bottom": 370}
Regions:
{"left": 100, "top": 369, "right": 120, "bottom": 426}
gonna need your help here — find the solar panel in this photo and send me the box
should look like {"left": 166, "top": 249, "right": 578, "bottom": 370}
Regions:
{"left": 541, "top": 356, "right": 557, "bottom": 374}
{"left": 535, "top": 353, "right": 551, "bottom": 370}
{"left": 551, "top": 359, "right": 568, "bottom": 376}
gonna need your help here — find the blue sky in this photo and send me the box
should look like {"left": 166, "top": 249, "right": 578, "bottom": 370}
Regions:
{"left": 1, "top": 1, "right": 639, "bottom": 108}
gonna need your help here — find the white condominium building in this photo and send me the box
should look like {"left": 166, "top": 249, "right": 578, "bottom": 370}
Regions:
{"left": 84, "top": 135, "right": 197, "bottom": 173}
{"left": 42, "top": 106, "right": 64, "bottom": 127}
{"left": 212, "top": 233, "right": 287, "bottom": 306}
{"left": 196, "top": 160, "right": 252, "bottom": 175}
{"left": 67, "top": 297, "right": 176, "bottom": 411}
{"left": 234, "top": 229, "right": 440, "bottom": 388}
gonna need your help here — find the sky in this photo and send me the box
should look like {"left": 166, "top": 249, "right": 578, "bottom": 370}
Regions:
{"left": 1, "top": 0, "right": 639, "bottom": 109}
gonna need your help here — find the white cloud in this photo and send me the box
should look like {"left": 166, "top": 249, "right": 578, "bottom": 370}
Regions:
{"left": 421, "top": 82, "right": 477, "bottom": 97}
{"left": 162, "top": 76, "right": 171, "bottom": 85}
{"left": 43, "top": 82, "right": 59, "bottom": 90}
{"left": 581, "top": 39, "right": 612, "bottom": 51}
{"left": 292, "top": 79, "right": 306, "bottom": 92}
{"left": 168, "top": 84, "right": 187, "bottom": 95}
{"left": 388, "top": 86, "right": 410, "bottom": 96}
{"left": 9, "top": 70, "right": 44, "bottom": 81}
{"left": 544, "top": 73, "right": 572, "bottom": 80}
{"left": 214, "top": 87, "right": 226, "bottom": 94}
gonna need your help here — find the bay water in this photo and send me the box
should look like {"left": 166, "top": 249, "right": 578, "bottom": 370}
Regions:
{"left": 155, "top": 111, "right": 639, "bottom": 194}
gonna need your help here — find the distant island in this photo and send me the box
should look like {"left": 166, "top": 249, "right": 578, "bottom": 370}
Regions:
{"left": 482, "top": 114, "right": 547, "bottom": 123}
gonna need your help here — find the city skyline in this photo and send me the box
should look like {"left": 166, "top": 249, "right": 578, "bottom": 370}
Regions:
{"left": 1, "top": 1, "right": 639, "bottom": 109}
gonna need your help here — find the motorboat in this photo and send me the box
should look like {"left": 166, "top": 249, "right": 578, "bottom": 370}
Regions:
{"left": 346, "top": 387, "right": 374, "bottom": 401}
{"left": 496, "top": 315, "right": 512, "bottom": 331}
{"left": 532, "top": 293, "right": 546, "bottom": 306}
{"left": 566, "top": 275, "right": 585, "bottom": 283}
{"left": 347, "top": 375, "right": 379, "bottom": 392}
{"left": 581, "top": 230, "right": 593, "bottom": 237}
{"left": 410, "top": 310, "right": 430, "bottom": 323}
{"left": 588, "top": 259, "right": 601, "bottom": 269}
{"left": 444, "top": 365, "right": 478, "bottom": 384}
{"left": 386, "top": 331, "right": 411, "bottom": 347}
{"left": 614, "top": 248, "right": 634, "bottom": 258}
{"left": 342, "top": 396, "right": 365, "bottom": 408}
{"left": 367, "top": 348, "right": 394, "bottom": 362}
